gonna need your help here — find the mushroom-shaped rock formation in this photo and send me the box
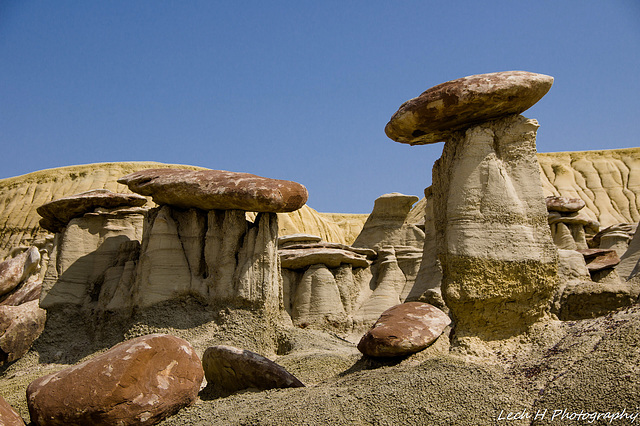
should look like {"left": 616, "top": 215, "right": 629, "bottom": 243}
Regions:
{"left": 386, "top": 71, "right": 558, "bottom": 353}
{"left": 36, "top": 189, "right": 147, "bottom": 233}
{"left": 385, "top": 71, "right": 554, "bottom": 145}
{"left": 118, "top": 168, "right": 308, "bottom": 213}
{"left": 591, "top": 223, "right": 636, "bottom": 257}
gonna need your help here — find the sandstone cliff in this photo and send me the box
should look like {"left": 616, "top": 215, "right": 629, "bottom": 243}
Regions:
{"left": 538, "top": 147, "right": 640, "bottom": 228}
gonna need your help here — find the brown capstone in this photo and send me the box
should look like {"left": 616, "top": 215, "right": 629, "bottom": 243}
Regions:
{"left": 385, "top": 71, "right": 553, "bottom": 145}
{"left": 118, "top": 168, "right": 308, "bottom": 212}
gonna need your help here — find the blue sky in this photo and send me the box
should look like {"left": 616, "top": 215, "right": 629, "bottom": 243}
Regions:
{"left": 1, "top": 1, "right": 639, "bottom": 213}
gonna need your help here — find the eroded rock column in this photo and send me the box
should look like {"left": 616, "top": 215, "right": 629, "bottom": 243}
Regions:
{"left": 385, "top": 71, "right": 558, "bottom": 348}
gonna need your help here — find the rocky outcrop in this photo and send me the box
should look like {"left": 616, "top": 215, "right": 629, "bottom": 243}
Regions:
{"left": 118, "top": 169, "right": 308, "bottom": 213}
{"left": 352, "top": 193, "right": 424, "bottom": 250}
{"left": 618, "top": 224, "right": 640, "bottom": 280}
{"left": 26, "top": 334, "right": 203, "bottom": 425}
{"left": 202, "top": 345, "right": 304, "bottom": 393}
{"left": 386, "top": 72, "right": 558, "bottom": 352}
{"left": 40, "top": 205, "right": 145, "bottom": 310}
{"left": 385, "top": 71, "right": 553, "bottom": 145}
{"left": 357, "top": 302, "right": 450, "bottom": 358}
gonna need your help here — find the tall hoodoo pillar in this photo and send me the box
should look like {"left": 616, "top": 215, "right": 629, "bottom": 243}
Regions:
{"left": 385, "top": 71, "right": 558, "bottom": 349}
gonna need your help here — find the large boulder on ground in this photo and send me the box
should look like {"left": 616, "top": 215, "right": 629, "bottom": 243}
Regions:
{"left": 118, "top": 169, "right": 308, "bottom": 213}
{"left": 202, "top": 345, "right": 304, "bottom": 393}
{"left": 358, "top": 302, "right": 450, "bottom": 358}
{"left": 36, "top": 189, "right": 147, "bottom": 233}
{"left": 26, "top": 334, "right": 203, "bottom": 426}
{"left": 0, "top": 248, "right": 40, "bottom": 298}
{"left": 385, "top": 71, "right": 553, "bottom": 145}
{"left": 0, "top": 275, "right": 42, "bottom": 307}
{"left": 0, "top": 394, "right": 24, "bottom": 426}
{"left": 0, "top": 300, "right": 45, "bottom": 365}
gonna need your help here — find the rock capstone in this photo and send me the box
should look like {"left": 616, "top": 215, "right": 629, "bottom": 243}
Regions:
{"left": 385, "top": 71, "right": 553, "bottom": 145}
{"left": 202, "top": 345, "right": 304, "bottom": 393}
{"left": 118, "top": 168, "right": 308, "bottom": 213}
{"left": 26, "top": 334, "right": 203, "bottom": 426}
{"left": 545, "top": 196, "right": 586, "bottom": 213}
{"left": 36, "top": 189, "right": 147, "bottom": 233}
{"left": 357, "top": 302, "right": 450, "bottom": 358}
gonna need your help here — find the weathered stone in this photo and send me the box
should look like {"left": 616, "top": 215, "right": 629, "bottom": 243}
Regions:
{"left": 353, "top": 193, "right": 424, "bottom": 250}
{"left": 291, "top": 264, "right": 347, "bottom": 328}
{"left": 0, "top": 275, "right": 42, "bottom": 306}
{"left": 353, "top": 247, "right": 406, "bottom": 325}
{"left": 279, "top": 247, "right": 370, "bottom": 270}
{"left": 591, "top": 223, "right": 636, "bottom": 257}
{"left": 0, "top": 394, "right": 24, "bottom": 426}
{"left": 26, "top": 334, "right": 203, "bottom": 426}
{"left": 0, "top": 248, "right": 40, "bottom": 298}
{"left": 357, "top": 302, "right": 451, "bottom": 357}
{"left": 118, "top": 168, "right": 308, "bottom": 213}
{"left": 385, "top": 71, "right": 553, "bottom": 145}
{"left": 558, "top": 279, "right": 640, "bottom": 320}
{"left": 40, "top": 208, "right": 144, "bottom": 309}
{"left": 277, "top": 233, "right": 322, "bottom": 247}
{"left": 202, "top": 345, "right": 304, "bottom": 393}
{"left": 545, "top": 196, "right": 585, "bottom": 213}
{"left": 577, "top": 248, "right": 620, "bottom": 272}
{"left": 281, "top": 242, "right": 376, "bottom": 258}
{"left": 432, "top": 114, "right": 558, "bottom": 345}
{"left": 0, "top": 300, "right": 45, "bottom": 365}
{"left": 36, "top": 189, "right": 147, "bottom": 233}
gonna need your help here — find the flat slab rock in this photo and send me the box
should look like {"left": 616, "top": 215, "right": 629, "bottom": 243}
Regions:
{"left": 546, "top": 196, "right": 586, "bottom": 213}
{"left": 26, "top": 334, "right": 203, "bottom": 426}
{"left": 358, "top": 302, "right": 451, "bottom": 358}
{"left": 385, "top": 71, "right": 553, "bottom": 145}
{"left": 118, "top": 168, "right": 308, "bottom": 213}
{"left": 577, "top": 248, "right": 621, "bottom": 272}
{"left": 202, "top": 345, "right": 304, "bottom": 393}
{"left": 37, "top": 189, "right": 147, "bottom": 233}
{"left": 279, "top": 247, "right": 372, "bottom": 269}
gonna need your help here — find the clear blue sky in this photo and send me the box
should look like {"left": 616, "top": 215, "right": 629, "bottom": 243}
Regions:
{"left": 1, "top": 1, "right": 639, "bottom": 213}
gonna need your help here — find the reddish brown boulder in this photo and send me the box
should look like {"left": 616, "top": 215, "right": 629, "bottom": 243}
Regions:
{"left": 27, "top": 334, "right": 203, "bottom": 426}
{"left": 0, "top": 300, "right": 45, "bottom": 365}
{"left": 0, "top": 394, "right": 25, "bottom": 425}
{"left": 118, "top": 169, "right": 308, "bottom": 213}
{"left": 545, "top": 196, "right": 586, "bottom": 213}
{"left": 385, "top": 71, "right": 553, "bottom": 145}
{"left": 202, "top": 345, "right": 304, "bottom": 393}
{"left": 36, "top": 189, "right": 148, "bottom": 232}
{"left": 0, "top": 276, "right": 42, "bottom": 306}
{"left": 0, "top": 248, "right": 40, "bottom": 298}
{"left": 358, "top": 302, "right": 451, "bottom": 358}
{"left": 577, "top": 248, "right": 621, "bottom": 272}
